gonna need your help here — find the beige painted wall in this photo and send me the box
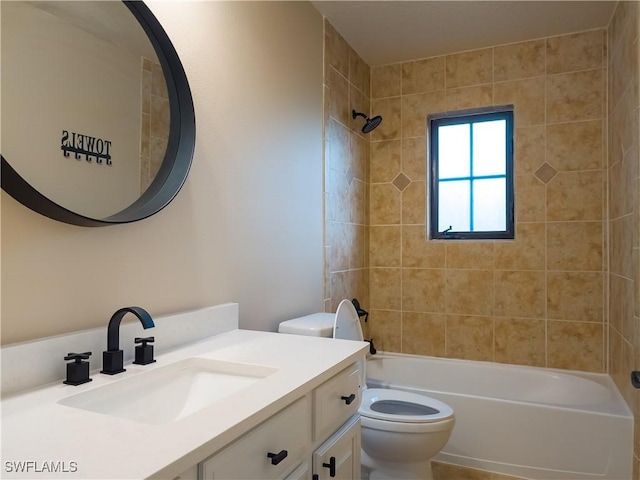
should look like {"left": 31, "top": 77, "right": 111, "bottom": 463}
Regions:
{"left": 1, "top": 1, "right": 324, "bottom": 345}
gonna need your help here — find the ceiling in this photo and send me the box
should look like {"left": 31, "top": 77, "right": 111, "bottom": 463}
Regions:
{"left": 311, "top": 1, "right": 616, "bottom": 66}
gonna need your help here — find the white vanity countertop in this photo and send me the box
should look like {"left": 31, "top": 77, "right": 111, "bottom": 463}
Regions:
{"left": 1, "top": 329, "right": 368, "bottom": 479}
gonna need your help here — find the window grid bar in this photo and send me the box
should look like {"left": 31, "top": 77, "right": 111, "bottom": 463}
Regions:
{"left": 469, "top": 123, "right": 474, "bottom": 232}
{"left": 440, "top": 174, "right": 507, "bottom": 182}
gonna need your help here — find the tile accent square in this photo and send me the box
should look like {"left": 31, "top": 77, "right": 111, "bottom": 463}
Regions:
{"left": 535, "top": 162, "right": 558, "bottom": 184}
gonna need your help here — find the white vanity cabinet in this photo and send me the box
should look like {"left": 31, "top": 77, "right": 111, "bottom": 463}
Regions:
{"left": 195, "top": 362, "right": 362, "bottom": 480}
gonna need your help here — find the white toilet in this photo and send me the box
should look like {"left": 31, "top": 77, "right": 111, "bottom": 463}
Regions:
{"left": 278, "top": 299, "right": 455, "bottom": 480}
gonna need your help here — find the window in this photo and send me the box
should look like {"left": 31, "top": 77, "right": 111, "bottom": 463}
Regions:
{"left": 428, "top": 108, "right": 514, "bottom": 240}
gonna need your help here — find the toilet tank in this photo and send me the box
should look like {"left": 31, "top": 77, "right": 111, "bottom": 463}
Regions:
{"left": 277, "top": 313, "right": 335, "bottom": 338}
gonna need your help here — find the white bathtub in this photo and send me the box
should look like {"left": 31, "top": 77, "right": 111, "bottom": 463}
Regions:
{"left": 365, "top": 353, "right": 633, "bottom": 480}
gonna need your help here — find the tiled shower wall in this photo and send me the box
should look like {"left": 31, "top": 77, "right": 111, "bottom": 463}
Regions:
{"left": 367, "top": 30, "right": 607, "bottom": 371}
{"left": 140, "top": 57, "right": 169, "bottom": 194}
{"left": 323, "top": 21, "right": 371, "bottom": 312}
{"left": 608, "top": 1, "right": 640, "bottom": 473}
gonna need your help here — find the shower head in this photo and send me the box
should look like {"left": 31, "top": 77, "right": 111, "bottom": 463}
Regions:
{"left": 352, "top": 110, "right": 383, "bottom": 134}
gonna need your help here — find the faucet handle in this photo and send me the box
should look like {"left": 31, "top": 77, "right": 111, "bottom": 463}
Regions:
{"left": 133, "top": 337, "right": 156, "bottom": 366}
{"left": 64, "top": 352, "right": 92, "bottom": 362}
{"left": 63, "top": 352, "right": 93, "bottom": 386}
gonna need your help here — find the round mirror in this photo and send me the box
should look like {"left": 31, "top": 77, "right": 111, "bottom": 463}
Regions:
{"left": 1, "top": 1, "right": 195, "bottom": 226}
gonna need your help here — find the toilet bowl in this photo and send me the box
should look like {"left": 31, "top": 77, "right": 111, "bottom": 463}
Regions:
{"left": 278, "top": 299, "right": 455, "bottom": 480}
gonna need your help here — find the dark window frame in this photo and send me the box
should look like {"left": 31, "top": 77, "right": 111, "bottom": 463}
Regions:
{"left": 428, "top": 107, "right": 515, "bottom": 240}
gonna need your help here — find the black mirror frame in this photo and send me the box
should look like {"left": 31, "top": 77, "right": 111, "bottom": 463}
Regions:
{"left": 1, "top": 0, "right": 195, "bottom": 227}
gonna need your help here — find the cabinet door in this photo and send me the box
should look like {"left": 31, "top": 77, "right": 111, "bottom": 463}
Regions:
{"left": 200, "top": 396, "right": 311, "bottom": 480}
{"left": 312, "top": 416, "right": 361, "bottom": 480}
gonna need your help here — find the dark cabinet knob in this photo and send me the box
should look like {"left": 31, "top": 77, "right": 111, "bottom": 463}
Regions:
{"left": 341, "top": 393, "right": 356, "bottom": 405}
{"left": 322, "top": 456, "right": 336, "bottom": 477}
{"left": 267, "top": 449, "right": 288, "bottom": 465}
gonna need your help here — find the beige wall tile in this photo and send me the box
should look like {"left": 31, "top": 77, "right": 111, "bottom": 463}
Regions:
{"left": 494, "top": 77, "right": 545, "bottom": 126}
{"left": 494, "top": 39, "right": 545, "bottom": 81}
{"left": 349, "top": 49, "right": 370, "bottom": 97}
{"left": 547, "top": 222, "right": 603, "bottom": 271}
{"left": 548, "top": 271, "right": 604, "bottom": 322}
{"left": 446, "top": 242, "right": 494, "bottom": 269}
{"left": 494, "top": 223, "right": 546, "bottom": 270}
{"left": 325, "top": 118, "right": 350, "bottom": 175}
{"left": 324, "top": 20, "right": 349, "bottom": 77}
{"left": 609, "top": 273, "right": 632, "bottom": 334}
{"left": 327, "top": 221, "right": 350, "bottom": 272}
{"left": 327, "top": 67, "right": 349, "bottom": 125}
{"left": 548, "top": 321, "right": 604, "bottom": 372}
{"left": 445, "top": 85, "right": 493, "bottom": 111}
{"left": 402, "top": 137, "right": 427, "bottom": 181}
{"left": 326, "top": 169, "right": 350, "bottom": 223}
{"left": 371, "top": 64, "right": 401, "bottom": 99}
{"left": 370, "top": 268, "right": 401, "bottom": 310}
{"left": 402, "top": 91, "right": 446, "bottom": 138}
{"left": 371, "top": 97, "right": 402, "bottom": 141}
{"left": 371, "top": 140, "right": 401, "bottom": 183}
{"left": 402, "top": 181, "right": 426, "bottom": 225}
{"left": 350, "top": 179, "right": 367, "bottom": 225}
{"left": 546, "top": 171, "right": 604, "bottom": 221}
{"left": 446, "top": 314, "right": 494, "bottom": 361}
{"left": 402, "top": 312, "right": 446, "bottom": 356}
{"left": 350, "top": 268, "right": 370, "bottom": 308}
{"left": 547, "top": 30, "right": 604, "bottom": 75}
{"left": 330, "top": 271, "right": 350, "bottom": 311}
{"left": 546, "top": 120, "right": 603, "bottom": 171}
{"left": 350, "top": 131, "right": 368, "bottom": 181}
{"left": 516, "top": 174, "right": 546, "bottom": 222}
{"left": 546, "top": 69, "right": 604, "bottom": 123}
{"left": 370, "top": 226, "right": 401, "bottom": 267}
{"left": 445, "top": 269, "right": 494, "bottom": 315}
{"left": 609, "top": 88, "right": 637, "bottom": 159}
{"left": 611, "top": 214, "right": 635, "bottom": 278}
{"left": 515, "top": 126, "right": 545, "bottom": 174}
{"left": 402, "top": 268, "right": 446, "bottom": 312}
{"left": 495, "top": 318, "right": 546, "bottom": 366}
{"left": 495, "top": 270, "right": 546, "bottom": 319}
{"left": 370, "top": 183, "right": 401, "bottom": 225}
{"left": 610, "top": 148, "right": 638, "bottom": 220}
{"left": 402, "top": 57, "right": 445, "bottom": 95}
{"left": 402, "top": 226, "right": 446, "bottom": 268}
{"left": 446, "top": 48, "right": 493, "bottom": 88}
{"left": 351, "top": 224, "right": 366, "bottom": 269}
{"left": 369, "top": 309, "right": 401, "bottom": 352}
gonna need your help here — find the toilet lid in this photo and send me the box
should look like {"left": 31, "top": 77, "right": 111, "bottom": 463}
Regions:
{"left": 333, "top": 299, "right": 364, "bottom": 341}
{"left": 359, "top": 388, "right": 454, "bottom": 423}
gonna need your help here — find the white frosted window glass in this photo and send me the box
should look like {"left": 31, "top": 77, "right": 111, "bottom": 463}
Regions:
{"left": 473, "top": 120, "right": 506, "bottom": 177}
{"left": 473, "top": 178, "right": 506, "bottom": 231}
{"left": 438, "top": 124, "right": 470, "bottom": 179}
{"left": 438, "top": 180, "right": 470, "bottom": 232}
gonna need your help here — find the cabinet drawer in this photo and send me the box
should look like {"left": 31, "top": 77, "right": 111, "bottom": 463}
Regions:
{"left": 200, "top": 396, "right": 311, "bottom": 479}
{"left": 313, "top": 362, "right": 361, "bottom": 442}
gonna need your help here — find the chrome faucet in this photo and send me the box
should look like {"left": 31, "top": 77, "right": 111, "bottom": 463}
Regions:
{"left": 101, "top": 307, "right": 155, "bottom": 375}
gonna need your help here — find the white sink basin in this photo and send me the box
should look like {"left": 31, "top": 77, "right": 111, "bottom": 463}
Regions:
{"left": 58, "top": 358, "right": 278, "bottom": 425}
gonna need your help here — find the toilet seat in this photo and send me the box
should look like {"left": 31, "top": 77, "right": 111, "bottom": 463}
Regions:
{"left": 360, "top": 388, "right": 454, "bottom": 423}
